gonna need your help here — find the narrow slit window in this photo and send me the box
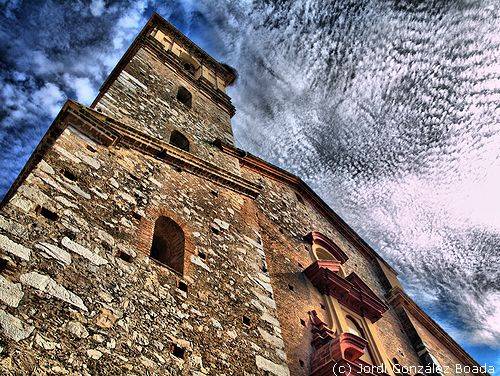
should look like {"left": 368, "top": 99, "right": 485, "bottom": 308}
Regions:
{"left": 63, "top": 169, "right": 77, "bottom": 182}
{"left": 36, "top": 206, "right": 58, "bottom": 221}
{"left": 176, "top": 86, "right": 192, "bottom": 108}
{"left": 178, "top": 281, "right": 188, "bottom": 293}
{"left": 172, "top": 344, "right": 186, "bottom": 359}
{"left": 150, "top": 216, "right": 185, "bottom": 274}
{"left": 169, "top": 130, "right": 190, "bottom": 152}
{"left": 116, "top": 250, "right": 133, "bottom": 263}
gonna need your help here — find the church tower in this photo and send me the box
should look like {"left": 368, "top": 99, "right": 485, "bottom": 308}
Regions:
{"left": 91, "top": 14, "right": 239, "bottom": 173}
{"left": 0, "top": 13, "right": 486, "bottom": 376}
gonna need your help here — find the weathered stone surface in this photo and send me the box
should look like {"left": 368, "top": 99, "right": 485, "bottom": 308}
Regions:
{"left": 0, "top": 14, "right": 466, "bottom": 376}
{"left": 214, "top": 218, "right": 230, "bottom": 230}
{"left": 38, "top": 160, "right": 55, "bottom": 175}
{"left": 66, "top": 321, "right": 89, "bottom": 338}
{"left": 261, "top": 311, "right": 281, "bottom": 327}
{"left": 35, "top": 333, "right": 58, "bottom": 350}
{"left": 0, "top": 215, "right": 27, "bottom": 237}
{"left": 20, "top": 272, "right": 88, "bottom": 311}
{"left": 61, "top": 237, "right": 107, "bottom": 266}
{"left": 190, "top": 254, "right": 210, "bottom": 272}
{"left": 0, "top": 234, "right": 30, "bottom": 261}
{"left": 258, "top": 327, "right": 285, "bottom": 349}
{"left": 78, "top": 153, "right": 101, "bottom": 169}
{"left": 95, "top": 308, "right": 118, "bottom": 329}
{"left": 255, "top": 355, "right": 290, "bottom": 376}
{"left": 253, "top": 289, "right": 277, "bottom": 310}
{"left": 0, "top": 275, "right": 24, "bottom": 307}
{"left": 53, "top": 145, "right": 81, "bottom": 164}
{"left": 36, "top": 242, "right": 72, "bottom": 265}
{"left": 87, "top": 349, "right": 103, "bottom": 360}
{"left": 0, "top": 310, "right": 34, "bottom": 341}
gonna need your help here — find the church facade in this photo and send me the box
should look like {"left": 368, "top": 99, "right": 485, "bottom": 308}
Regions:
{"left": 0, "top": 13, "right": 484, "bottom": 376}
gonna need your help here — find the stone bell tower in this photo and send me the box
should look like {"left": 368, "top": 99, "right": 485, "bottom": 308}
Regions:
{"left": 91, "top": 13, "right": 238, "bottom": 172}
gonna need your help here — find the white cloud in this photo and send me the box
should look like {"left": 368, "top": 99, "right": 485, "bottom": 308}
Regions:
{"left": 31, "top": 83, "right": 65, "bottom": 118}
{"left": 71, "top": 76, "right": 96, "bottom": 104}
{"left": 90, "top": 0, "right": 105, "bottom": 17}
{"left": 202, "top": 0, "right": 500, "bottom": 350}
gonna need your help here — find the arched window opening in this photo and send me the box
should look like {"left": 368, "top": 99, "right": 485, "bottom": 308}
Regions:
{"left": 315, "top": 246, "right": 336, "bottom": 261}
{"left": 178, "top": 52, "right": 200, "bottom": 77}
{"left": 150, "top": 216, "right": 185, "bottom": 274}
{"left": 313, "top": 246, "right": 346, "bottom": 277}
{"left": 176, "top": 86, "right": 192, "bottom": 108}
{"left": 346, "top": 315, "right": 374, "bottom": 364}
{"left": 346, "top": 315, "right": 366, "bottom": 338}
{"left": 170, "top": 130, "right": 190, "bottom": 152}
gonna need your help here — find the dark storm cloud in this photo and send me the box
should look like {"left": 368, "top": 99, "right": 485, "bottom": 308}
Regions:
{"left": 1, "top": 0, "right": 499, "bottom": 360}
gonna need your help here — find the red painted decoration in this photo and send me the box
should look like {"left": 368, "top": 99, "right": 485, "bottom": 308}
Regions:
{"left": 304, "top": 261, "right": 388, "bottom": 323}
{"left": 304, "top": 231, "right": 349, "bottom": 264}
{"left": 308, "top": 311, "right": 389, "bottom": 376}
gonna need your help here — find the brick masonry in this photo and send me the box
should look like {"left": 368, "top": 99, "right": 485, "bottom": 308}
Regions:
{"left": 0, "top": 13, "right": 483, "bottom": 376}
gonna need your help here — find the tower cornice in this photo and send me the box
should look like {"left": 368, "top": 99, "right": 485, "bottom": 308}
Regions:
{"left": 0, "top": 100, "right": 259, "bottom": 210}
{"left": 91, "top": 13, "right": 236, "bottom": 117}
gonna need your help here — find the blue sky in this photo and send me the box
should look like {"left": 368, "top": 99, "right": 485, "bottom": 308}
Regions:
{"left": 1, "top": 0, "right": 499, "bottom": 369}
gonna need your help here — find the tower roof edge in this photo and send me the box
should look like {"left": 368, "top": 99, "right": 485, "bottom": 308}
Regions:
{"left": 149, "top": 13, "right": 237, "bottom": 84}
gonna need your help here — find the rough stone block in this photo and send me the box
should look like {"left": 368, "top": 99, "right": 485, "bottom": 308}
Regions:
{"left": 20, "top": 272, "right": 88, "bottom": 312}
{"left": 0, "top": 275, "right": 24, "bottom": 307}
{"left": 0, "top": 310, "right": 34, "bottom": 342}
{"left": 0, "top": 234, "right": 31, "bottom": 261}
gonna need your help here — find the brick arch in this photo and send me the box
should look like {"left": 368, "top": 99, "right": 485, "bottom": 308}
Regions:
{"left": 135, "top": 207, "right": 195, "bottom": 275}
{"left": 150, "top": 216, "right": 185, "bottom": 273}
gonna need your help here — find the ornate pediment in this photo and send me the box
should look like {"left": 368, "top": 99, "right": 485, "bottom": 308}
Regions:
{"left": 308, "top": 310, "right": 389, "bottom": 376}
{"left": 304, "top": 261, "right": 388, "bottom": 323}
{"left": 304, "top": 231, "right": 349, "bottom": 264}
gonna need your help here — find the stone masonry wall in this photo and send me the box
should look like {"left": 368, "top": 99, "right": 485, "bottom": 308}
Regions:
{"left": 93, "top": 45, "right": 240, "bottom": 175}
{"left": 408, "top": 313, "right": 465, "bottom": 375}
{"left": 239, "top": 167, "right": 422, "bottom": 375}
{"left": 0, "top": 127, "right": 290, "bottom": 376}
{"left": 0, "top": 21, "right": 477, "bottom": 376}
